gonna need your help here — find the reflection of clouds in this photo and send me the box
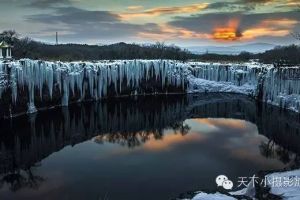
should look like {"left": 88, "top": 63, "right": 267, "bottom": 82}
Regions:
{"left": 189, "top": 118, "right": 284, "bottom": 167}
{"left": 231, "top": 147, "right": 283, "bottom": 167}
{"left": 93, "top": 118, "right": 285, "bottom": 168}
{"left": 95, "top": 118, "right": 255, "bottom": 156}
{"left": 93, "top": 131, "right": 205, "bottom": 158}
{"left": 142, "top": 132, "right": 204, "bottom": 151}
{"left": 192, "top": 118, "right": 247, "bottom": 131}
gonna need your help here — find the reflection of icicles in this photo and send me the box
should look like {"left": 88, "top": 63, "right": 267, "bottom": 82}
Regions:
{"left": 27, "top": 102, "right": 37, "bottom": 114}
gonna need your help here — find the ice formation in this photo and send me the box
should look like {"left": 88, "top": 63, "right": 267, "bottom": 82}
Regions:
{"left": 1, "top": 59, "right": 300, "bottom": 116}
{"left": 260, "top": 67, "right": 300, "bottom": 112}
{"left": 187, "top": 62, "right": 263, "bottom": 95}
{"left": 0, "top": 59, "right": 189, "bottom": 115}
{"left": 184, "top": 61, "right": 300, "bottom": 113}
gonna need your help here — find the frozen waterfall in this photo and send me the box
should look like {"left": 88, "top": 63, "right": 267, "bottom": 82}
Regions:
{"left": 260, "top": 67, "right": 300, "bottom": 112}
{"left": 0, "top": 59, "right": 189, "bottom": 116}
{"left": 0, "top": 59, "right": 300, "bottom": 117}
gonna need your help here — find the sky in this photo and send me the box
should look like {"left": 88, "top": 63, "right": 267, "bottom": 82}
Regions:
{"left": 0, "top": 0, "right": 299, "bottom": 46}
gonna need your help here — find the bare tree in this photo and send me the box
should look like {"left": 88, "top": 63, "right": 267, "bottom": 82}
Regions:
{"left": 291, "top": 32, "right": 300, "bottom": 41}
{"left": 0, "top": 30, "right": 19, "bottom": 45}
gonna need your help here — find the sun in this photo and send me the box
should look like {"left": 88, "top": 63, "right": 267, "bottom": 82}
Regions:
{"left": 212, "top": 19, "right": 243, "bottom": 41}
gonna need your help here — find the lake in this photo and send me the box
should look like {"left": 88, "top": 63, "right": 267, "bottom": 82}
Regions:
{"left": 0, "top": 94, "right": 299, "bottom": 200}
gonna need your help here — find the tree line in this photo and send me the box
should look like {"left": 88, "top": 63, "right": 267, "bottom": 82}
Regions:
{"left": 0, "top": 30, "right": 299, "bottom": 66}
{"left": 197, "top": 45, "right": 300, "bottom": 66}
{"left": 0, "top": 30, "right": 194, "bottom": 61}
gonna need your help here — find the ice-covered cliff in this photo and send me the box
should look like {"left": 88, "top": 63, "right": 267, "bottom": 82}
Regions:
{"left": 260, "top": 67, "right": 300, "bottom": 112}
{"left": 0, "top": 59, "right": 189, "bottom": 116}
{"left": 188, "top": 62, "right": 263, "bottom": 95}
{"left": 0, "top": 59, "right": 300, "bottom": 117}
{"left": 189, "top": 62, "right": 300, "bottom": 112}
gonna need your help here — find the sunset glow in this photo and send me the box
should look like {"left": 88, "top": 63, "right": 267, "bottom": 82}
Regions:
{"left": 119, "top": 3, "right": 208, "bottom": 21}
{"left": 0, "top": 0, "right": 298, "bottom": 45}
{"left": 212, "top": 19, "right": 242, "bottom": 41}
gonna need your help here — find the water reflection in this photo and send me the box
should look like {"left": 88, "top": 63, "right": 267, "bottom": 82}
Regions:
{"left": 259, "top": 139, "right": 300, "bottom": 167}
{"left": 0, "top": 94, "right": 299, "bottom": 200}
{"left": 1, "top": 167, "right": 44, "bottom": 192}
{"left": 93, "top": 122, "right": 190, "bottom": 149}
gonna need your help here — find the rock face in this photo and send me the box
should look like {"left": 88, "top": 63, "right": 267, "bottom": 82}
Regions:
{"left": 0, "top": 59, "right": 300, "bottom": 117}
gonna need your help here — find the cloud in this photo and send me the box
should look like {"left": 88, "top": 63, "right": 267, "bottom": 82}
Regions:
{"left": 240, "top": 0, "right": 275, "bottom": 3}
{"left": 169, "top": 11, "right": 300, "bottom": 42}
{"left": 24, "top": 0, "right": 72, "bottom": 8}
{"left": 26, "top": 6, "right": 161, "bottom": 42}
{"left": 207, "top": 0, "right": 298, "bottom": 11}
{"left": 212, "top": 19, "right": 243, "bottom": 41}
{"left": 242, "top": 18, "right": 298, "bottom": 39}
{"left": 206, "top": 2, "right": 252, "bottom": 11}
{"left": 19, "top": 1, "right": 300, "bottom": 44}
{"left": 119, "top": 3, "right": 208, "bottom": 21}
{"left": 127, "top": 6, "right": 144, "bottom": 12}
{"left": 137, "top": 24, "right": 211, "bottom": 41}
{"left": 275, "top": 0, "right": 300, "bottom": 9}
{"left": 26, "top": 7, "right": 120, "bottom": 24}
{"left": 236, "top": 0, "right": 278, "bottom": 5}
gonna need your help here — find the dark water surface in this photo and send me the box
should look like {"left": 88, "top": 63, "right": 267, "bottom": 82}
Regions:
{"left": 0, "top": 94, "right": 299, "bottom": 200}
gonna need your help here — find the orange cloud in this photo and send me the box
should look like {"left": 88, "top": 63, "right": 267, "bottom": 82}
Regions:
{"left": 242, "top": 18, "right": 297, "bottom": 39}
{"left": 137, "top": 24, "right": 211, "bottom": 41}
{"left": 280, "top": 0, "right": 300, "bottom": 7}
{"left": 212, "top": 19, "right": 242, "bottom": 41}
{"left": 211, "top": 18, "right": 297, "bottom": 42}
{"left": 242, "top": 28, "right": 290, "bottom": 39}
{"left": 127, "top": 6, "right": 144, "bottom": 12}
{"left": 260, "top": 18, "right": 298, "bottom": 27}
{"left": 282, "top": 0, "right": 300, "bottom": 6}
{"left": 120, "top": 3, "right": 208, "bottom": 21}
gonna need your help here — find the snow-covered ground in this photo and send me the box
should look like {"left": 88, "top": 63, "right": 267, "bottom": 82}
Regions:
{"left": 188, "top": 78, "right": 256, "bottom": 95}
{"left": 1, "top": 59, "right": 300, "bottom": 116}
{"left": 266, "top": 169, "right": 300, "bottom": 200}
{"left": 191, "top": 192, "right": 237, "bottom": 200}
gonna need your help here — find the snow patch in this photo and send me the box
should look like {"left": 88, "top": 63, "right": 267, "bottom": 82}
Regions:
{"left": 267, "top": 169, "right": 300, "bottom": 200}
{"left": 191, "top": 192, "right": 237, "bottom": 200}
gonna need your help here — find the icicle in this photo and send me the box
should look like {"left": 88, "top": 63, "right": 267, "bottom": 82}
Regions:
{"left": 3, "top": 59, "right": 300, "bottom": 115}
